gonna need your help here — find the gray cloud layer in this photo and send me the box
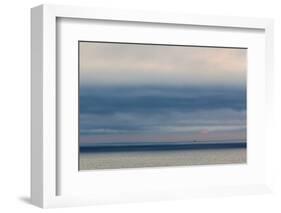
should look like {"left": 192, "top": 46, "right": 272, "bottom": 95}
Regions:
{"left": 80, "top": 86, "right": 246, "bottom": 144}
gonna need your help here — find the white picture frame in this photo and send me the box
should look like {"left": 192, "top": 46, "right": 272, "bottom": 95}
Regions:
{"left": 31, "top": 4, "right": 274, "bottom": 208}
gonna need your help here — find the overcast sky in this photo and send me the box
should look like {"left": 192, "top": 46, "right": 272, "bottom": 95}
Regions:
{"left": 80, "top": 42, "right": 246, "bottom": 87}
{"left": 79, "top": 42, "right": 247, "bottom": 145}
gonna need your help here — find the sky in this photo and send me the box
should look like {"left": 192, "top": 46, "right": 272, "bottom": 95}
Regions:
{"left": 79, "top": 42, "right": 247, "bottom": 145}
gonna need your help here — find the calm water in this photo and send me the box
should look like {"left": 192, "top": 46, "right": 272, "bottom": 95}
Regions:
{"left": 79, "top": 148, "right": 246, "bottom": 170}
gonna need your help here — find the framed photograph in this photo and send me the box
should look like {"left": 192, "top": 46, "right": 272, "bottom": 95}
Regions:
{"left": 78, "top": 41, "right": 247, "bottom": 170}
{"left": 31, "top": 4, "right": 274, "bottom": 208}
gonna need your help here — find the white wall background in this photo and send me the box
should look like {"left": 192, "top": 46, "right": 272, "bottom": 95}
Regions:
{"left": 0, "top": 0, "right": 280, "bottom": 212}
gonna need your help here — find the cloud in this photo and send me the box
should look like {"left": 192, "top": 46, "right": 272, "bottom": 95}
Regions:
{"left": 79, "top": 85, "right": 246, "bottom": 143}
{"left": 79, "top": 42, "right": 247, "bottom": 86}
{"left": 80, "top": 109, "right": 246, "bottom": 134}
{"left": 80, "top": 86, "right": 246, "bottom": 115}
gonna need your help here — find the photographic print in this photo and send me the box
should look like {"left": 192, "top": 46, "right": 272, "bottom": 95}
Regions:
{"left": 79, "top": 41, "right": 247, "bottom": 170}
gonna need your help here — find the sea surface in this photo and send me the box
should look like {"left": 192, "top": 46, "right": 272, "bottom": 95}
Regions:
{"left": 79, "top": 148, "right": 246, "bottom": 170}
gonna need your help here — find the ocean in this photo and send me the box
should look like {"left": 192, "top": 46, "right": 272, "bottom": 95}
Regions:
{"left": 79, "top": 147, "right": 246, "bottom": 170}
